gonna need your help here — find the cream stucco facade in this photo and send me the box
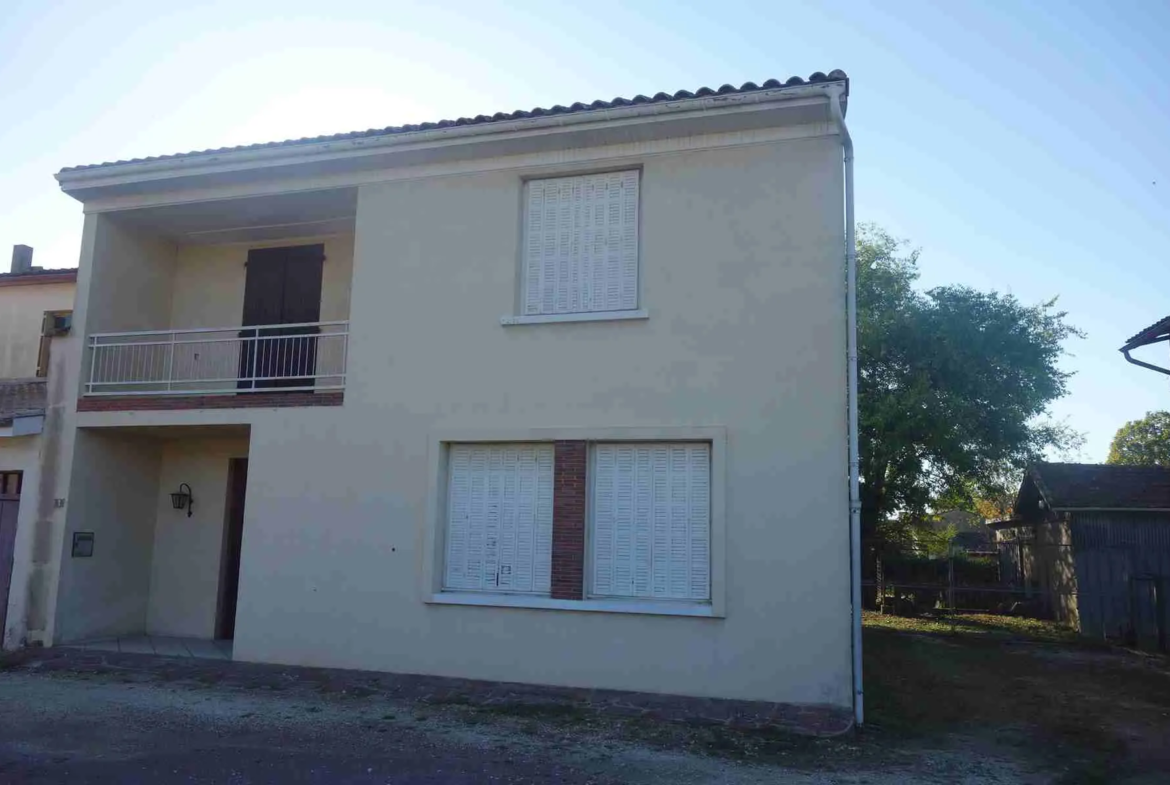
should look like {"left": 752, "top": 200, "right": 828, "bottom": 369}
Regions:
{"left": 1, "top": 335, "right": 73, "bottom": 649}
{"left": 0, "top": 279, "right": 75, "bottom": 379}
{"left": 18, "top": 78, "right": 854, "bottom": 713}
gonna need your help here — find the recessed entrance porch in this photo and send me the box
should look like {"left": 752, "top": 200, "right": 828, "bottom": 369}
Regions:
{"left": 53, "top": 425, "right": 251, "bottom": 655}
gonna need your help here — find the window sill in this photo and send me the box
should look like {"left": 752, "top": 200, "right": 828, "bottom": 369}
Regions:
{"left": 427, "top": 592, "right": 721, "bottom": 618}
{"left": 499, "top": 310, "right": 648, "bottom": 326}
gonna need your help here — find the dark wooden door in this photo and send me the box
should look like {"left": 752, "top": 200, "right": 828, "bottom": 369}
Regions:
{"left": 239, "top": 245, "right": 324, "bottom": 390}
{"left": 216, "top": 459, "right": 249, "bottom": 640}
{"left": 0, "top": 472, "right": 23, "bottom": 642}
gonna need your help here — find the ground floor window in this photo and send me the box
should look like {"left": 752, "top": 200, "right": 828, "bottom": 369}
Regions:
{"left": 443, "top": 443, "right": 554, "bottom": 594}
{"left": 590, "top": 443, "right": 711, "bottom": 602}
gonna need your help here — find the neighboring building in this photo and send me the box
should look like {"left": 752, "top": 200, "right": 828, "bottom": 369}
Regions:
{"left": 993, "top": 463, "right": 1170, "bottom": 650}
{"left": 6, "top": 72, "right": 855, "bottom": 724}
{"left": 0, "top": 246, "right": 76, "bottom": 379}
{"left": 0, "top": 248, "right": 75, "bottom": 646}
{"left": 1121, "top": 315, "right": 1170, "bottom": 375}
{"left": 932, "top": 510, "right": 995, "bottom": 555}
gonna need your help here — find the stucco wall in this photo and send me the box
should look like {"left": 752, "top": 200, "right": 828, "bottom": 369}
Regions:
{"left": 86, "top": 217, "right": 175, "bottom": 335}
{"left": 146, "top": 437, "right": 249, "bottom": 638}
{"left": 0, "top": 282, "right": 75, "bottom": 379}
{"left": 169, "top": 235, "right": 353, "bottom": 329}
{"left": 53, "top": 429, "right": 162, "bottom": 642}
{"left": 5, "top": 337, "right": 77, "bottom": 648}
{"left": 0, "top": 435, "right": 42, "bottom": 648}
{"left": 221, "top": 136, "right": 851, "bottom": 706}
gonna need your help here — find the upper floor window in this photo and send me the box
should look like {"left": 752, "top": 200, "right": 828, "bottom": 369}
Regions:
{"left": 36, "top": 310, "right": 72, "bottom": 378}
{"left": 522, "top": 170, "right": 640, "bottom": 317}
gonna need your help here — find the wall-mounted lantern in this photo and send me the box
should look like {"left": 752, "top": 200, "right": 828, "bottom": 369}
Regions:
{"left": 171, "top": 483, "right": 194, "bottom": 518}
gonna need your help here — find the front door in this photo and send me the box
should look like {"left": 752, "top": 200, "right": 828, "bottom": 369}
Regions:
{"left": 238, "top": 245, "right": 324, "bottom": 390}
{"left": 216, "top": 459, "right": 248, "bottom": 640}
{"left": 0, "top": 471, "right": 23, "bottom": 641}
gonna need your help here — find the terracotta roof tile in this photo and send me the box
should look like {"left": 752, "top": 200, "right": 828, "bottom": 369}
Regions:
{"left": 59, "top": 71, "right": 848, "bottom": 173}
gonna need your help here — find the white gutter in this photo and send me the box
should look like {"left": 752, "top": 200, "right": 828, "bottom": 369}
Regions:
{"left": 825, "top": 83, "right": 862, "bottom": 728}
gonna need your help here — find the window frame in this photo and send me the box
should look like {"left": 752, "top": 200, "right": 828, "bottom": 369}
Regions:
{"left": 422, "top": 427, "right": 726, "bottom": 618}
{"left": 501, "top": 168, "right": 649, "bottom": 327}
{"left": 584, "top": 442, "right": 713, "bottom": 606}
{"left": 36, "top": 309, "right": 72, "bottom": 378}
{"left": 439, "top": 442, "right": 555, "bottom": 597}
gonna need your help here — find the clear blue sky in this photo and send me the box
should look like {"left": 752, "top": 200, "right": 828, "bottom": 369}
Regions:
{"left": 2, "top": 0, "right": 1167, "bottom": 459}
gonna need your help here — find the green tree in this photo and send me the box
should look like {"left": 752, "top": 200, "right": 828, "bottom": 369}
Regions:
{"left": 1107, "top": 411, "right": 1170, "bottom": 466}
{"left": 858, "top": 224, "right": 1083, "bottom": 543}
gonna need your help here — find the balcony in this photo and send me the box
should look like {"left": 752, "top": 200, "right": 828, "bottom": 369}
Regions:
{"left": 74, "top": 188, "right": 358, "bottom": 412}
{"left": 85, "top": 321, "right": 348, "bottom": 397}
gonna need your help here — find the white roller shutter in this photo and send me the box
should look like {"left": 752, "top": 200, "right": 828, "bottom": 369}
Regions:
{"left": 591, "top": 443, "right": 711, "bottom": 601}
{"left": 523, "top": 170, "right": 639, "bottom": 315}
{"left": 444, "top": 444, "right": 553, "bottom": 594}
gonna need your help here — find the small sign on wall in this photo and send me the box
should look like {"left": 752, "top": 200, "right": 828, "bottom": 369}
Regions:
{"left": 71, "top": 532, "right": 94, "bottom": 558}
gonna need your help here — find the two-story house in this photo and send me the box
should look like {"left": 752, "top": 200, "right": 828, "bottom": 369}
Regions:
{"left": 9, "top": 71, "right": 859, "bottom": 730}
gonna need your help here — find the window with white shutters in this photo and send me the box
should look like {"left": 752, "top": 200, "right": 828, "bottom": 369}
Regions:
{"left": 444, "top": 444, "right": 554, "bottom": 595}
{"left": 523, "top": 170, "right": 640, "bottom": 316}
{"left": 590, "top": 443, "right": 711, "bottom": 602}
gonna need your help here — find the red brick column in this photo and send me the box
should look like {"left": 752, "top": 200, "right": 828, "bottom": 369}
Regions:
{"left": 551, "top": 441, "right": 587, "bottom": 600}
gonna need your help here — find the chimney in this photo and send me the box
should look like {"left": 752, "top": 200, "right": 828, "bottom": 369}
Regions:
{"left": 11, "top": 245, "right": 34, "bottom": 274}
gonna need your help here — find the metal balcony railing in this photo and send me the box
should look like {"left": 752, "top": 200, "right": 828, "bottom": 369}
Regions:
{"left": 85, "top": 321, "right": 348, "bottom": 396}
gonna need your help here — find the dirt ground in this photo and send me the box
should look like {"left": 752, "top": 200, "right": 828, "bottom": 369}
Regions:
{"left": 862, "top": 612, "right": 1170, "bottom": 784}
{"left": 0, "top": 616, "right": 1166, "bottom": 784}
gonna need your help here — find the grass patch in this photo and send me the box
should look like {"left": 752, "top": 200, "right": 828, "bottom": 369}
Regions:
{"left": 863, "top": 610, "right": 1086, "bottom": 644}
{"left": 863, "top": 612, "right": 1170, "bottom": 782}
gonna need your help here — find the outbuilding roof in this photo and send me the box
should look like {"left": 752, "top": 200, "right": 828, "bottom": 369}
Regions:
{"left": 1027, "top": 462, "right": 1170, "bottom": 511}
{"left": 59, "top": 71, "right": 848, "bottom": 173}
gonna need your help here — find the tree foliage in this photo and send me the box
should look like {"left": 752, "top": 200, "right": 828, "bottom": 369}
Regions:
{"left": 1107, "top": 411, "right": 1170, "bottom": 466}
{"left": 858, "top": 224, "right": 1083, "bottom": 539}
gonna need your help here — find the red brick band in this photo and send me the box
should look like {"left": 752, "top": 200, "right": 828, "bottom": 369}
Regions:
{"left": 77, "top": 391, "right": 344, "bottom": 412}
{"left": 551, "top": 441, "right": 587, "bottom": 600}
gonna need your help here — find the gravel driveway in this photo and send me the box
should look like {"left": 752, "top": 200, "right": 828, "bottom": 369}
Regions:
{"left": 0, "top": 651, "right": 1031, "bottom": 784}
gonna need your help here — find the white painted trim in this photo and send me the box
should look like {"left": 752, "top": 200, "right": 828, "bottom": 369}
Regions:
{"left": 81, "top": 123, "right": 836, "bottom": 214}
{"left": 420, "top": 426, "right": 727, "bottom": 618}
{"left": 500, "top": 310, "right": 648, "bottom": 326}
{"left": 426, "top": 592, "right": 722, "bottom": 618}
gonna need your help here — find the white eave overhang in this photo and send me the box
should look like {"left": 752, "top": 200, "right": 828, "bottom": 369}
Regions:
{"left": 56, "top": 82, "right": 847, "bottom": 204}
